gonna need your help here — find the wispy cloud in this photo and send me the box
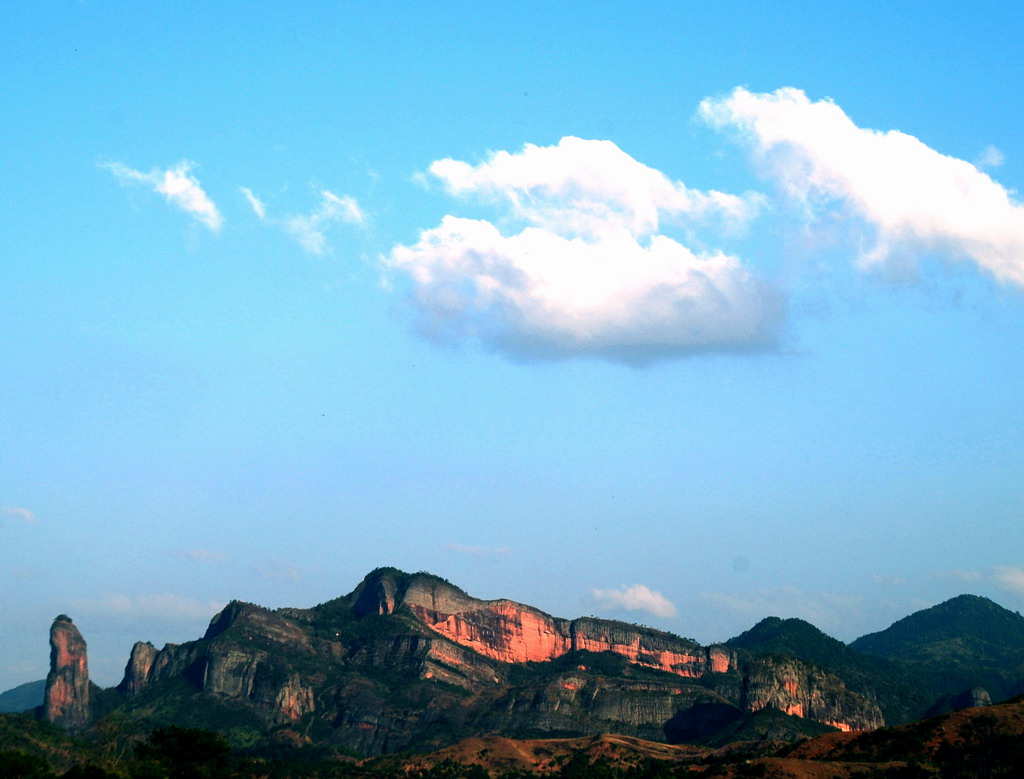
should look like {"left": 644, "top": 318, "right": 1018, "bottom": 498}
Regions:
{"left": 698, "top": 586, "right": 864, "bottom": 633}
{"left": 252, "top": 558, "right": 317, "bottom": 583}
{"left": 239, "top": 186, "right": 267, "bottom": 220}
{"left": 445, "top": 543, "right": 511, "bottom": 558}
{"left": 105, "top": 160, "right": 223, "bottom": 231}
{"left": 171, "top": 548, "right": 229, "bottom": 564}
{"left": 701, "top": 87, "right": 1024, "bottom": 287}
{"left": 936, "top": 568, "right": 985, "bottom": 584}
{"left": 933, "top": 566, "right": 1024, "bottom": 600}
{"left": 591, "top": 583, "right": 678, "bottom": 618}
{"left": 284, "top": 190, "right": 365, "bottom": 255}
{"left": 992, "top": 566, "right": 1024, "bottom": 597}
{"left": 976, "top": 145, "right": 1006, "bottom": 169}
{"left": 68, "top": 593, "right": 225, "bottom": 622}
{"left": 240, "top": 187, "right": 365, "bottom": 255}
{"left": 387, "top": 137, "right": 782, "bottom": 364}
{"left": 2, "top": 506, "right": 38, "bottom": 524}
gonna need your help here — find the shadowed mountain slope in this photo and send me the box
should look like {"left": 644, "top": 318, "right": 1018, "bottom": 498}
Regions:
{"left": 0, "top": 681, "right": 45, "bottom": 714}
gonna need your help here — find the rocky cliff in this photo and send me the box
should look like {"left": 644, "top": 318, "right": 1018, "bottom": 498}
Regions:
{"left": 93, "top": 568, "right": 882, "bottom": 753}
{"left": 354, "top": 569, "right": 881, "bottom": 730}
{"left": 358, "top": 568, "right": 738, "bottom": 678}
{"left": 117, "top": 641, "right": 157, "bottom": 696}
{"left": 43, "top": 615, "right": 91, "bottom": 731}
{"left": 115, "top": 603, "right": 316, "bottom": 724}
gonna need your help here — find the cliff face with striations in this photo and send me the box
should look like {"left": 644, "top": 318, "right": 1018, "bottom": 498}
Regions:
{"left": 118, "top": 602, "right": 316, "bottom": 724}
{"left": 43, "top": 615, "right": 91, "bottom": 731}
{"left": 96, "top": 568, "right": 885, "bottom": 754}
{"left": 742, "top": 656, "right": 883, "bottom": 731}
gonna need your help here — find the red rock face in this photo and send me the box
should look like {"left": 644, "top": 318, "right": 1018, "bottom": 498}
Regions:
{"left": 411, "top": 601, "right": 572, "bottom": 664}
{"left": 404, "top": 591, "right": 737, "bottom": 680}
{"left": 708, "top": 646, "right": 733, "bottom": 673}
{"left": 571, "top": 623, "right": 734, "bottom": 678}
{"left": 43, "top": 615, "right": 91, "bottom": 731}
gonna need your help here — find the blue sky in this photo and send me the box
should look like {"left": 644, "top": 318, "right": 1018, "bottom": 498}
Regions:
{"left": 3, "top": 1, "right": 1024, "bottom": 690}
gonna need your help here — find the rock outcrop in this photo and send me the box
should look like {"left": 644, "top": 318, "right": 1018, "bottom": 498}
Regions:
{"left": 924, "top": 686, "right": 993, "bottom": 717}
{"left": 118, "top": 641, "right": 157, "bottom": 695}
{"left": 43, "top": 615, "right": 90, "bottom": 731}
{"left": 115, "top": 604, "right": 316, "bottom": 724}
{"left": 742, "top": 656, "right": 883, "bottom": 731}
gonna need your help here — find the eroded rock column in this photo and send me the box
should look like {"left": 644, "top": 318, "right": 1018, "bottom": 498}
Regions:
{"left": 43, "top": 614, "right": 91, "bottom": 731}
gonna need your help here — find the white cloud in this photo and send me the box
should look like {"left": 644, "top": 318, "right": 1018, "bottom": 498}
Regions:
{"left": 430, "top": 136, "right": 757, "bottom": 237}
{"left": 105, "top": 160, "right": 223, "bottom": 231}
{"left": 284, "top": 190, "right": 365, "bottom": 255}
{"left": 976, "top": 145, "right": 1006, "bottom": 169}
{"left": 387, "top": 138, "right": 783, "bottom": 363}
{"left": 992, "top": 566, "right": 1024, "bottom": 597}
{"left": 591, "top": 583, "right": 678, "bottom": 618}
{"left": 239, "top": 186, "right": 267, "bottom": 219}
{"left": 2, "top": 506, "right": 37, "bottom": 524}
{"left": 68, "top": 593, "right": 225, "bottom": 622}
{"left": 700, "top": 87, "right": 1024, "bottom": 287}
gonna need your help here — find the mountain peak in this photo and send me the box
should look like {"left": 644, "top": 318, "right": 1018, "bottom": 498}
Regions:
{"left": 350, "top": 567, "right": 472, "bottom": 618}
{"left": 849, "top": 593, "right": 1024, "bottom": 702}
{"left": 727, "top": 616, "right": 844, "bottom": 656}
{"left": 851, "top": 593, "right": 1024, "bottom": 660}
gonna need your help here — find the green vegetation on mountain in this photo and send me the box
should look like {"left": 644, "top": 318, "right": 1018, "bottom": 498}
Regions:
{"left": 0, "top": 713, "right": 103, "bottom": 775}
{"left": 851, "top": 594, "right": 1024, "bottom": 662}
{"left": 851, "top": 594, "right": 1024, "bottom": 700}
{"left": 93, "top": 678, "right": 269, "bottom": 739}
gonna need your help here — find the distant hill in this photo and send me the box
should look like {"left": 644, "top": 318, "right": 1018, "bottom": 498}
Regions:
{"left": 727, "top": 617, "right": 931, "bottom": 724}
{"left": 0, "top": 680, "right": 44, "bottom": 714}
{"left": 851, "top": 594, "right": 1024, "bottom": 701}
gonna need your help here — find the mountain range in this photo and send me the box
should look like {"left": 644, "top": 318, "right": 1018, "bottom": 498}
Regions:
{"left": 5, "top": 567, "right": 1024, "bottom": 775}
